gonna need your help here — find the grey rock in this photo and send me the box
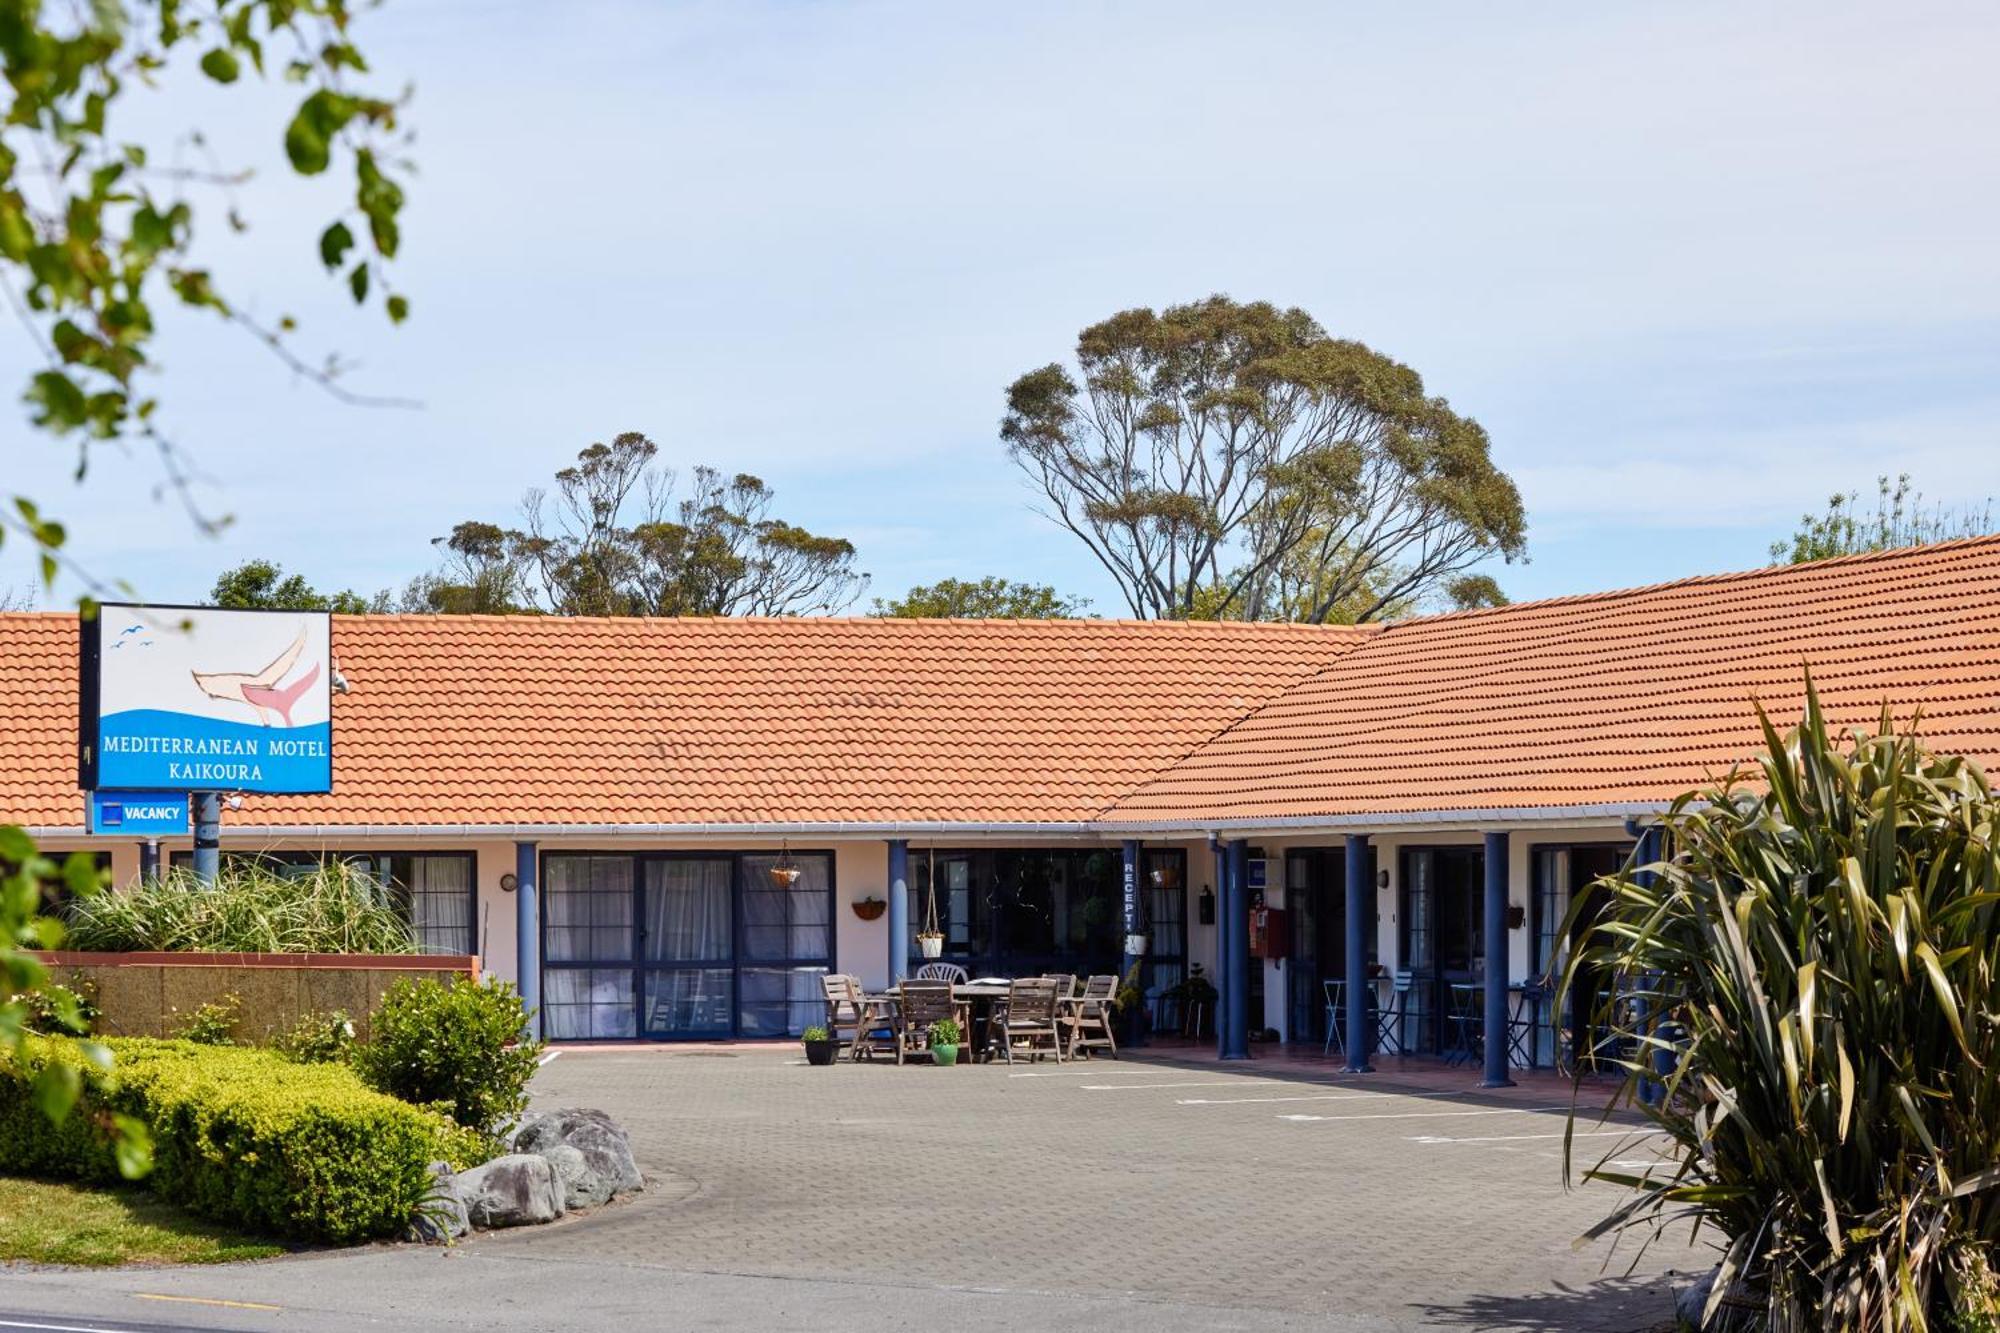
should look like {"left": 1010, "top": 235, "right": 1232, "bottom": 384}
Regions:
{"left": 406, "top": 1160, "right": 470, "bottom": 1244}
{"left": 456, "top": 1153, "right": 567, "bottom": 1229}
{"left": 513, "top": 1107, "right": 643, "bottom": 1200}
{"left": 1675, "top": 1266, "right": 1766, "bottom": 1331}
{"left": 501, "top": 1113, "right": 544, "bottom": 1152}
{"left": 540, "top": 1143, "right": 613, "bottom": 1210}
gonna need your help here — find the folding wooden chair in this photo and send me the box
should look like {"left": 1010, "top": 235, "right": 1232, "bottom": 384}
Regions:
{"left": 994, "top": 977, "right": 1063, "bottom": 1064}
{"left": 1061, "top": 973, "right": 1119, "bottom": 1059}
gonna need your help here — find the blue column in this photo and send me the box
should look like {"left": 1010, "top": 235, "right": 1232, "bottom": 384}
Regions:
{"left": 515, "top": 841, "right": 541, "bottom": 1041}
{"left": 1481, "top": 830, "right": 1514, "bottom": 1088}
{"left": 1222, "top": 838, "right": 1251, "bottom": 1060}
{"left": 1635, "top": 826, "right": 1665, "bottom": 1105}
{"left": 191, "top": 792, "right": 222, "bottom": 885}
{"left": 1343, "top": 834, "right": 1373, "bottom": 1074}
{"left": 1211, "top": 840, "right": 1229, "bottom": 1055}
{"left": 887, "top": 839, "right": 909, "bottom": 985}
{"left": 1120, "top": 839, "right": 1142, "bottom": 977}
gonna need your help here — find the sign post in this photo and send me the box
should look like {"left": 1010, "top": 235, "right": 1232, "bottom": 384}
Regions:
{"left": 78, "top": 606, "right": 335, "bottom": 879}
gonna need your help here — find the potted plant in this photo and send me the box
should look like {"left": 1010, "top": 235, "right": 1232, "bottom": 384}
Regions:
{"left": 927, "top": 1017, "right": 961, "bottom": 1067}
{"left": 916, "top": 847, "right": 946, "bottom": 958}
{"left": 1115, "top": 964, "right": 1149, "bottom": 1047}
{"left": 801, "top": 1025, "right": 839, "bottom": 1066}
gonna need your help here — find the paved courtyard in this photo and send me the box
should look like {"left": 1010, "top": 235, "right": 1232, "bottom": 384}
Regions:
{"left": 6, "top": 1046, "right": 1710, "bottom": 1332}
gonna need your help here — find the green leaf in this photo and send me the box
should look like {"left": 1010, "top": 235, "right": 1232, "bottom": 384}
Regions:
{"left": 283, "top": 90, "right": 358, "bottom": 176}
{"left": 199, "top": 48, "right": 241, "bottom": 83}
{"left": 318, "top": 220, "right": 355, "bottom": 271}
{"left": 348, "top": 262, "right": 369, "bottom": 303}
{"left": 386, "top": 294, "right": 409, "bottom": 324}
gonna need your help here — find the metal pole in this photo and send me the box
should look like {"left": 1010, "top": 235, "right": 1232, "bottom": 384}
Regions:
{"left": 887, "top": 839, "right": 909, "bottom": 986}
{"left": 515, "top": 841, "right": 540, "bottom": 1041}
{"left": 1481, "top": 830, "right": 1514, "bottom": 1088}
{"left": 191, "top": 792, "right": 222, "bottom": 885}
{"left": 1343, "top": 834, "right": 1373, "bottom": 1074}
{"left": 1222, "top": 838, "right": 1251, "bottom": 1060}
{"left": 139, "top": 838, "right": 160, "bottom": 885}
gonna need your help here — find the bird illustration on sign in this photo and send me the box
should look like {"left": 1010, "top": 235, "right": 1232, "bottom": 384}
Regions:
{"left": 190, "top": 628, "right": 322, "bottom": 726}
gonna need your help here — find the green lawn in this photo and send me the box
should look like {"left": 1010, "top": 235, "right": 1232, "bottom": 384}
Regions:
{"left": 0, "top": 1176, "right": 287, "bottom": 1267}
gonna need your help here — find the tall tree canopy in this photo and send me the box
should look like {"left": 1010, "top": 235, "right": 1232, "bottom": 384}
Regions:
{"left": 1001, "top": 296, "right": 1526, "bottom": 623}
{"left": 210, "top": 559, "right": 382, "bottom": 614}
{"left": 1771, "top": 473, "right": 1993, "bottom": 565}
{"left": 873, "top": 576, "right": 1088, "bottom": 619}
{"left": 2, "top": 0, "right": 413, "bottom": 588}
{"left": 431, "top": 433, "right": 868, "bottom": 617}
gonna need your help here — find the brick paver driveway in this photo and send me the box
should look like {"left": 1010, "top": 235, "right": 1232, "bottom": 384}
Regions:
{"left": 481, "top": 1044, "right": 1707, "bottom": 1330}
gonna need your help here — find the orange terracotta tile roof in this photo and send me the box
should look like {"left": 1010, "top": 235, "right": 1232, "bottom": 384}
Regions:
{"left": 1108, "top": 536, "right": 2000, "bottom": 823}
{"left": 7, "top": 538, "right": 1999, "bottom": 833}
{"left": 0, "top": 615, "right": 1364, "bottom": 829}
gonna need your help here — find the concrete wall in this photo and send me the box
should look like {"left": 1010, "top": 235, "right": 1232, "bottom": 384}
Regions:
{"left": 38, "top": 951, "right": 477, "bottom": 1042}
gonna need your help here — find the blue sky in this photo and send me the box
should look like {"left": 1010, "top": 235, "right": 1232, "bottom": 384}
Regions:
{"left": 8, "top": 1, "right": 1998, "bottom": 613}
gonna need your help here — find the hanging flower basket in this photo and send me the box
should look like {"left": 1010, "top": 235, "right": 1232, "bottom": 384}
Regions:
{"left": 769, "top": 843, "right": 802, "bottom": 889}
{"left": 852, "top": 897, "right": 886, "bottom": 921}
{"left": 916, "top": 931, "right": 945, "bottom": 959}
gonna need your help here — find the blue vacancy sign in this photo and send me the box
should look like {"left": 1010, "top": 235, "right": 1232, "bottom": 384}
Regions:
{"left": 79, "top": 605, "right": 334, "bottom": 795}
{"left": 88, "top": 791, "right": 190, "bottom": 836}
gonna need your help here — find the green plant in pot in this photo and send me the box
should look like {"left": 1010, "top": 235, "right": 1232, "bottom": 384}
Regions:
{"left": 927, "top": 1017, "right": 961, "bottom": 1067}
{"left": 801, "top": 1025, "right": 839, "bottom": 1066}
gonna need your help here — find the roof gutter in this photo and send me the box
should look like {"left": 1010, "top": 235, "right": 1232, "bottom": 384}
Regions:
{"left": 23, "top": 802, "right": 1667, "bottom": 843}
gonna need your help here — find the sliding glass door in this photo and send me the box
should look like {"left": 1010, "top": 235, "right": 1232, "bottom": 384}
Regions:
{"left": 542, "top": 850, "right": 835, "bottom": 1041}
{"left": 640, "top": 858, "right": 734, "bottom": 1038}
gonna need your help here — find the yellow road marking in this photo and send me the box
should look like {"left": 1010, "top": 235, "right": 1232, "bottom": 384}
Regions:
{"left": 135, "top": 1294, "right": 282, "bottom": 1312}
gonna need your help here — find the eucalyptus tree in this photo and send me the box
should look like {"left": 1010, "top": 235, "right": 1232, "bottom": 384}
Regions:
{"left": 1001, "top": 296, "right": 1525, "bottom": 623}
{"left": 440, "top": 433, "right": 868, "bottom": 618}
{"left": 873, "top": 576, "right": 1088, "bottom": 619}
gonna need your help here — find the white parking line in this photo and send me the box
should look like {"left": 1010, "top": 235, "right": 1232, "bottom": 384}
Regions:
{"left": 538, "top": 1049, "right": 563, "bottom": 1066}
{"left": 1178, "top": 1088, "right": 1463, "bottom": 1106}
{"left": 1081, "top": 1079, "right": 1343, "bottom": 1092}
{"left": 1279, "top": 1104, "right": 1569, "bottom": 1123}
{"left": 1409, "top": 1127, "right": 1662, "bottom": 1145}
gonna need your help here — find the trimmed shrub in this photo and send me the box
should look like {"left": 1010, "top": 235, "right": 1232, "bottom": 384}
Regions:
{"left": 272, "top": 1009, "right": 358, "bottom": 1065}
{"left": 61, "top": 862, "right": 417, "bottom": 954}
{"left": 354, "top": 976, "right": 540, "bottom": 1135}
{"left": 0, "top": 1036, "right": 463, "bottom": 1242}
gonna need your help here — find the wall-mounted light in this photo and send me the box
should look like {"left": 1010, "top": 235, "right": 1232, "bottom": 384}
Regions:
{"left": 1376, "top": 869, "right": 1390, "bottom": 889}
{"left": 499, "top": 873, "right": 519, "bottom": 894}
{"left": 1198, "top": 885, "right": 1216, "bottom": 925}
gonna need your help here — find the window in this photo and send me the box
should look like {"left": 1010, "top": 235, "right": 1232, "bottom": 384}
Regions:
{"left": 540, "top": 850, "right": 836, "bottom": 1041}
{"left": 165, "top": 849, "right": 475, "bottom": 956}
{"left": 906, "top": 848, "right": 1122, "bottom": 978}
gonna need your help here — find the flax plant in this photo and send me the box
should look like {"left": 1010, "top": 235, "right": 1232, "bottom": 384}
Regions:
{"left": 1562, "top": 685, "right": 2000, "bottom": 1332}
{"left": 64, "top": 863, "right": 416, "bottom": 956}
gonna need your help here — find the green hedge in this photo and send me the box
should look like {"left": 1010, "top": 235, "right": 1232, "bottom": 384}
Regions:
{"left": 0, "top": 1037, "right": 469, "bottom": 1242}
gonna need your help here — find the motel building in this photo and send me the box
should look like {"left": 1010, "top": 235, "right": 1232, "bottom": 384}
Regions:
{"left": 5, "top": 537, "right": 2000, "bottom": 1077}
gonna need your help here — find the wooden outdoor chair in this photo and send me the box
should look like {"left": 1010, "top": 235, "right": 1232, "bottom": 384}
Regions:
{"left": 1061, "top": 973, "right": 1119, "bottom": 1060}
{"left": 993, "top": 977, "right": 1063, "bottom": 1064}
{"left": 1041, "top": 973, "right": 1078, "bottom": 998}
{"left": 891, "top": 981, "right": 959, "bottom": 1065}
{"left": 822, "top": 973, "right": 893, "bottom": 1061}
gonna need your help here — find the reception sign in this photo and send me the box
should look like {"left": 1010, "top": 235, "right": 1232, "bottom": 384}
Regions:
{"left": 79, "top": 605, "right": 333, "bottom": 794}
{"left": 87, "top": 790, "right": 190, "bottom": 836}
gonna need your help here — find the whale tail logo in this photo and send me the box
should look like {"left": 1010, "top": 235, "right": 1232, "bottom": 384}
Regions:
{"left": 190, "top": 629, "right": 322, "bottom": 727}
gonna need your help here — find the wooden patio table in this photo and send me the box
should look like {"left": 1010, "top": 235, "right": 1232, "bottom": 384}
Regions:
{"left": 952, "top": 981, "right": 1011, "bottom": 1062}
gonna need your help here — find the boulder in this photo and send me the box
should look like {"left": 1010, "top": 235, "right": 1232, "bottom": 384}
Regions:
{"left": 456, "top": 1153, "right": 567, "bottom": 1229}
{"left": 406, "top": 1160, "right": 470, "bottom": 1244}
{"left": 1675, "top": 1266, "right": 1766, "bottom": 1331}
{"left": 514, "top": 1108, "right": 643, "bottom": 1200}
{"left": 540, "top": 1143, "right": 613, "bottom": 1210}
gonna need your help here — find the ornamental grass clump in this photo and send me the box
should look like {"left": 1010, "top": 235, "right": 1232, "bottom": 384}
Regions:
{"left": 1563, "top": 685, "right": 2000, "bottom": 1332}
{"left": 62, "top": 862, "right": 416, "bottom": 954}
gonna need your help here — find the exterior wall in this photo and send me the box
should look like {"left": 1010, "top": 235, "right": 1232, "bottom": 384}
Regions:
{"left": 1184, "top": 823, "right": 1635, "bottom": 1047}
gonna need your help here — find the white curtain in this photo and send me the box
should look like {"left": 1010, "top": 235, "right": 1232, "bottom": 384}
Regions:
{"left": 644, "top": 859, "right": 730, "bottom": 960}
